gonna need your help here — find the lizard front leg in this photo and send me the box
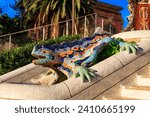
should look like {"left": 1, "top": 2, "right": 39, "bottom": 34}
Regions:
{"left": 31, "top": 68, "right": 59, "bottom": 85}
{"left": 81, "top": 48, "right": 103, "bottom": 66}
{"left": 57, "top": 64, "right": 97, "bottom": 82}
{"left": 73, "top": 66, "right": 97, "bottom": 82}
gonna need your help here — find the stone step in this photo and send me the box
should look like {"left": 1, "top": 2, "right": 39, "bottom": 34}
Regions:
{"left": 0, "top": 98, "right": 7, "bottom": 100}
{"left": 120, "top": 86, "right": 150, "bottom": 100}
{"left": 136, "top": 75, "right": 150, "bottom": 86}
{"left": 102, "top": 96, "right": 139, "bottom": 100}
{"left": 0, "top": 97, "right": 19, "bottom": 100}
{"left": 138, "top": 74, "right": 150, "bottom": 78}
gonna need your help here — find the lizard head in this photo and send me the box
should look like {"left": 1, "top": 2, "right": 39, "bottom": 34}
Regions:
{"left": 93, "top": 27, "right": 111, "bottom": 37}
{"left": 31, "top": 44, "right": 63, "bottom": 66}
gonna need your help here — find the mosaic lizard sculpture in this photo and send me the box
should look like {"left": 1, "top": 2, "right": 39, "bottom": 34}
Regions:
{"left": 31, "top": 28, "right": 139, "bottom": 85}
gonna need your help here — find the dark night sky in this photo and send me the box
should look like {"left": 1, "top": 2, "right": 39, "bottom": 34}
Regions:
{"left": 0, "top": 0, "right": 129, "bottom": 27}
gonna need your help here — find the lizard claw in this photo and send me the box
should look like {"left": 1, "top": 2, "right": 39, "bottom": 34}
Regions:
{"left": 74, "top": 66, "right": 97, "bottom": 82}
{"left": 120, "top": 42, "right": 139, "bottom": 54}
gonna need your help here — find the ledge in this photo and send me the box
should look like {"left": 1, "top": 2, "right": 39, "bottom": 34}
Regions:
{"left": 0, "top": 31, "right": 150, "bottom": 100}
{"left": 0, "top": 63, "right": 49, "bottom": 83}
{"left": 112, "top": 30, "right": 150, "bottom": 39}
{"left": 0, "top": 82, "right": 71, "bottom": 100}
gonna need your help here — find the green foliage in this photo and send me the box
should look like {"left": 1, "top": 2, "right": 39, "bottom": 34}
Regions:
{"left": 0, "top": 35, "right": 81, "bottom": 75}
{"left": 92, "top": 38, "right": 121, "bottom": 65}
{"left": 0, "top": 14, "right": 24, "bottom": 35}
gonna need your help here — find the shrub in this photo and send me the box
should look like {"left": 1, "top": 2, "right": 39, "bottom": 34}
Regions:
{"left": 93, "top": 40, "right": 120, "bottom": 64}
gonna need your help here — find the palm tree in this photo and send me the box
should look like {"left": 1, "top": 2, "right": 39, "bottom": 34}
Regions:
{"left": 17, "top": 0, "right": 94, "bottom": 38}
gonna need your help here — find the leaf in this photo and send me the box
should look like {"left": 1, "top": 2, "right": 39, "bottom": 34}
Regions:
{"left": 75, "top": 0, "right": 81, "bottom": 11}
{"left": 0, "top": 24, "right": 3, "bottom": 28}
{"left": 51, "top": 1, "right": 59, "bottom": 10}
{"left": 61, "top": 0, "right": 67, "bottom": 18}
{"left": 45, "top": 2, "right": 51, "bottom": 16}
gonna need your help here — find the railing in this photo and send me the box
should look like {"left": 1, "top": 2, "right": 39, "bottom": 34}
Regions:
{"left": 0, "top": 13, "right": 97, "bottom": 52}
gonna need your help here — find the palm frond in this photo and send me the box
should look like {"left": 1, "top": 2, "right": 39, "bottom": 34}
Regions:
{"left": 75, "top": 0, "right": 81, "bottom": 11}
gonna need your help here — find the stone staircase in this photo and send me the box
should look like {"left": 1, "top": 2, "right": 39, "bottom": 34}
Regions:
{"left": 102, "top": 66, "right": 150, "bottom": 100}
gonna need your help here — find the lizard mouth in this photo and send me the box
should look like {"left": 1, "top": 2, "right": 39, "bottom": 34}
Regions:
{"left": 32, "top": 54, "right": 46, "bottom": 59}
